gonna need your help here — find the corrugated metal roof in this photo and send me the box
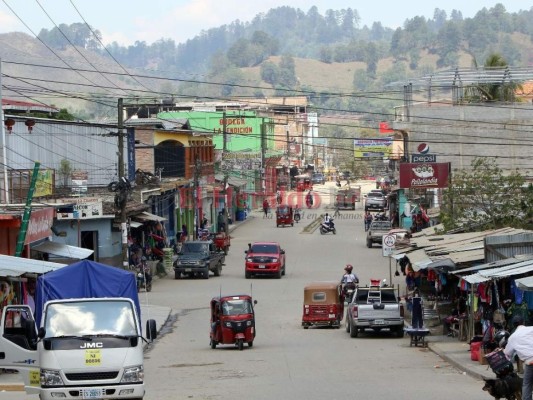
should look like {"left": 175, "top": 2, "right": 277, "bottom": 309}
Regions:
{"left": 460, "top": 258, "right": 533, "bottom": 284}
{"left": 448, "top": 249, "right": 485, "bottom": 263}
{"left": 0, "top": 254, "right": 66, "bottom": 277}
{"left": 32, "top": 241, "right": 94, "bottom": 259}
{"left": 454, "top": 256, "right": 525, "bottom": 274}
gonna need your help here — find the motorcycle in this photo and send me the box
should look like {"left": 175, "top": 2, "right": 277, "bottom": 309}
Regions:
{"left": 136, "top": 260, "right": 152, "bottom": 292}
{"left": 319, "top": 219, "right": 336, "bottom": 235}
{"left": 305, "top": 196, "right": 313, "bottom": 209}
{"left": 294, "top": 207, "right": 301, "bottom": 223}
{"left": 342, "top": 281, "right": 358, "bottom": 303}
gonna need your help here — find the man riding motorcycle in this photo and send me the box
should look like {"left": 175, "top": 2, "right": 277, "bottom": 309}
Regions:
{"left": 324, "top": 213, "right": 334, "bottom": 230}
{"left": 341, "top": 264, "right": 358, "bottom": 302}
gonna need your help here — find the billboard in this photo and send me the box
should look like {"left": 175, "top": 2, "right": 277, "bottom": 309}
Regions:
{"left": 354, "top": 138, "right": 393, "bottom": 159}
{"left": 399, "top": 163, "right": 450, "bottom": 189}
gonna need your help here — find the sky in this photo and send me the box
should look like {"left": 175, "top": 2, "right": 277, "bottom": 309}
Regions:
{"left": 0, "top": 0, "right": 529, "bottom": 47}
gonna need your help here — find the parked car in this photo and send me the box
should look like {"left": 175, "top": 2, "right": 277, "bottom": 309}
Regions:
{"left": 312, "top": 173, "right": 326, "bottom": 185}
{"left": 245, "top": 242, "right": 286, "bottom": 279}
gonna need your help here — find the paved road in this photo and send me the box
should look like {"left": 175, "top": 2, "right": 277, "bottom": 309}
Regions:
{"left": 2, "top": 182, "right": 488, "bottom": 400}
{"left": 139, "top": 183, "right": 487, "bottom": 400}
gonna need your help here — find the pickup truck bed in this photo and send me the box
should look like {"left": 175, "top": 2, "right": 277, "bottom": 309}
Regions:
{"left": 366, "top": 221, "right": 392, "bottom": 248}
{"left": 345, "top": 286, "right": 404, "bottom": 338}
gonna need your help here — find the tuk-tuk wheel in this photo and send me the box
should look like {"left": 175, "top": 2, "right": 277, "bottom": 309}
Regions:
{"left": 291, "top": 223, "right": 294, "bottom": 227}
{"left": 303, "top": 325, "right": 309, "bottom": 329}
{"left": 237, "top": 339, "right": 244, "bottom": 351}
{"left": 210, "top": 340, "right": 216, "bottom": 349}
{"left": 223, "top": 246, "right": 228, "bottom": 255}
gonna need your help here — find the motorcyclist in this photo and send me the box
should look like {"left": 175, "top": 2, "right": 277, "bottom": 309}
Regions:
{"left": 323, "top": 213, "right": 334, "bottom": 229}
{"left": 341, "top": 264, "right": 359, "bottom": 301}
{"left": 137, "top": 256, "right": 152, "bottom": 286}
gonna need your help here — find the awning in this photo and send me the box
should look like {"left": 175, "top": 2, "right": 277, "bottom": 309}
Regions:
{"left": 214, "top": 174, "right": 248, "bottom": 188}
{"left": 32, "top": 241, "right": 94, "bottom": 259}
{"left": 459, "top": 258, "right": 533, "bottom": 285}
{"left": 515, "top": 276, "right": 533, "bottom": 291}
{"left": 129, "top": 221, "right": 143, "bottom": 228}
{"left": 0, "top": 254, "right": 67, "bottom": 277}
{"left": 133, "top": 212, "right": 166, "bottom": 222}
{"left": 426, "top": 258, "right": 456, "bottom": 273}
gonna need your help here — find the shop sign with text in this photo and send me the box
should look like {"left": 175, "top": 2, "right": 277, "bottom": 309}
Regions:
{"left": 399, "top": 163, "right": 450, "bottom": 189}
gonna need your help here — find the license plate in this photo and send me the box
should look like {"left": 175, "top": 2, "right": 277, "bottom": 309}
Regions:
{"left": 374, "top": 319, "right": 385, "bottom": 325}
{"left": 81, "top": 388, "right": 105, "bottom": 399}
{"left": 258, "top": 265, "right": 266, "bottom": 269}
{"left": 185, "top": 268, "right": 191, "bottom": 272}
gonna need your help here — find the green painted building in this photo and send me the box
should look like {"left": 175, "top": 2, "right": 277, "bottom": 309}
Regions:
{"left": 158, "top": 110, "right": 274, "bottom": 152}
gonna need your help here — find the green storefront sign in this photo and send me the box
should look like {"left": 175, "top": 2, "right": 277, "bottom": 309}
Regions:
{"left": 158, "top": 110, "right": 274, "bottom": 152}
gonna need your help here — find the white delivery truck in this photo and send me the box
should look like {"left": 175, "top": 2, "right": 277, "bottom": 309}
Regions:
{"left": 0, "top": 260, "right": 157, "bottom": 400}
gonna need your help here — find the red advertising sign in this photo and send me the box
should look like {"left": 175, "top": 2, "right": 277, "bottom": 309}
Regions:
{"left": 25, "top": 207, "right": 55, "bottom": 244}
{"left": 399, "top": 163, "right": 450, "bottom": 189}
{"left": 379, "top": 122, "right": 394, "bottom": 134}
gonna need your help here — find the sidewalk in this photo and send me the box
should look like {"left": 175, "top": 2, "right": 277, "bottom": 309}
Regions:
{"left": 426, "top": 335, "right": 496, "bottom": 381}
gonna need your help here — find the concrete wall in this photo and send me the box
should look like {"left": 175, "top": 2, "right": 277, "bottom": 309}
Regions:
{"left": 393, "top": 104, "right": 533, "bottom": 174}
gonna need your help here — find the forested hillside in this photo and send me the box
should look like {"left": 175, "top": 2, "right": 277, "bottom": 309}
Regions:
{"left": 1, "top": 3, "right": 532, "bottom": 119}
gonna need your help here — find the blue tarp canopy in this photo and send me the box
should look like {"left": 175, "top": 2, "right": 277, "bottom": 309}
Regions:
{"left": 35, "top": 260, "right": 140, "bottom": 326}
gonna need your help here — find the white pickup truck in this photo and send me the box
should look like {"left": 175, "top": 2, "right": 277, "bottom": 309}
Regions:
{"left": 345, "top": 283, "right": 404, "bottom": 338}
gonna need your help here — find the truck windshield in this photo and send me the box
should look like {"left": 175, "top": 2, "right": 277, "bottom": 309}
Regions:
{"left": 44, "top": 300, "right": 138, "bottom": 338}
{"left": 183, "top": 243, "right": 208, "bottom": 253}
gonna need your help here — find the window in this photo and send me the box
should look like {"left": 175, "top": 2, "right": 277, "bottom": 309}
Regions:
{"left": 312, "top": 292, "right": 326, "bottom": 302}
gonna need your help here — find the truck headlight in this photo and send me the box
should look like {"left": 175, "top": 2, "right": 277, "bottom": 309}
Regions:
{"left": 271, "top": 258, "right": 278, "bottom": 262}
{"left": 40, "top": 369, "right": 64, "bottom": 387}
{"left": 121, "top": 365, "right": 144, "bottom": 383}
{"left": 246, "top": 257, "right": 253, "bottom": 262}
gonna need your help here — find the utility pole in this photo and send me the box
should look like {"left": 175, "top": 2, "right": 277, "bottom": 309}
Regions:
{"left": 261, "top": 119, "right": 266, "bottom": 194}
{"left": 193, "top": 157, "right": 200, "bottom": 239}
{"left": 286, "top": 125, "right": 290, "bottom": 163}
{"left": 222, "top": 112, "right": 228, "bottom": 235}
{"left": 118, "top": 98, "right": 128, "bottom": 269}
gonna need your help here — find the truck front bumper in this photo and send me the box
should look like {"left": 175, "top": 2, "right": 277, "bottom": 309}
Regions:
{"left": 39, "top": 383, "right": 145, "bottom": 399}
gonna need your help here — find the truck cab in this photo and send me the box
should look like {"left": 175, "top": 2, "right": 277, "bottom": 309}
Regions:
{"left": 0, "top": 298, "right": 157, "bottom": 399}
{"left": 174, "top": 240, "right": 225, "bottom": 279}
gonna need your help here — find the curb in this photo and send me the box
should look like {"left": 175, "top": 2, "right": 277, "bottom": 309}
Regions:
{"left": 426, "top": 343, "right": 488, "bottom": 381}
{"left": 0, "top": 383, "right": 25, "bottom": 392}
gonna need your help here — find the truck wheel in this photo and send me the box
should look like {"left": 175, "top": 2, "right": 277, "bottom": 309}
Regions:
{"left": 248, "top": 341, "right": 253, "bottom": 348}
{"left": 174, "top": 271, "right": 181, "bottom": 279}
{"left": 396, "top": 327, "right": 404, "bottom": 338}
{"left": 282, "top": 264, "right": 286, "bottom": 276}
{"left": 350, "top": 323, "right": 358, "bottom": 338}
{"left": 245, "top": 271, "right": 251, "bottom": 279}
{"left": 213, "top": 261, "right": 222, "bottom": 276}
{"left": 275, "top": 269, "right": 282, "bottom": 279}
{"left": 366, "top": 239, "right": 372, "bottom": 248}
{"left": 202, "top": 270, "right": 209, "bottom": 279}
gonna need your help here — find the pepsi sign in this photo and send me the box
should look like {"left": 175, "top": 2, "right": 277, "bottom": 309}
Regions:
{"left": 412, "top": 154, "right": 436, "bottom": 163}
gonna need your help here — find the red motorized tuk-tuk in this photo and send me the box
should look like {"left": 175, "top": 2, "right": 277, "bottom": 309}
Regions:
{"left": 276, "top": 205, "right": 294, "bottom": 227}
{"left": 296, "top": 176, "right": 312, "bottom": 192}
{"left": 210, "top": 294, "right": 257, "bottom": 350}
{"left": 302, "top": 281, "right": 344, "bottom": 329}
{"left": 214, "top": 232, "right": 231, "bottom": 254}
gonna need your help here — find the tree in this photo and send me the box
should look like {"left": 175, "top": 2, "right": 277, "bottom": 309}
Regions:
{"left": 440, "top": 157, "right": 532, "bottom": 231}
{"left": 260, "top": 61, "right": 279, "bottom": 85}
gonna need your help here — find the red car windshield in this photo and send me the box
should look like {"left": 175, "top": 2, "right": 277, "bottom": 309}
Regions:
{"left": 251, "top": 244, "right": 278, "bottom": 254}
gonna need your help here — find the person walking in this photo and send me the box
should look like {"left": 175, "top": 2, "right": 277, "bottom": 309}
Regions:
{"left": 364, "top": 211, "right": 373, "bottom": 231}
{"left": 263, "top": 199, "right": 269, "bottom": 218}
{"left": 504, "top": 316, "right": 533, "bottom": 400}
